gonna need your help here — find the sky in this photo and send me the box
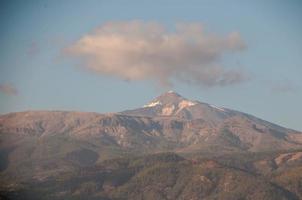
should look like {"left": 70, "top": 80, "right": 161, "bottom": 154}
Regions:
{"left": 0, "top": 0, "right": 301, "bottom": 131}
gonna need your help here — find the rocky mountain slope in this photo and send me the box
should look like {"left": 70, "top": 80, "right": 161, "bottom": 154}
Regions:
{"left": 1, "top": 151, "right": 302, "bottom": 200}
{"left": 1, "top": 91, "right": 301, "bottom": 154}
{"left": 1, "top": 91, "right": 302, "bottom": 199}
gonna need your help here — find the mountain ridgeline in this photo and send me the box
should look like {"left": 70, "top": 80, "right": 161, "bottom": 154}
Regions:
{"left": 1, "top": 91, "right": 301, "bottom": 153}
{"left": 0, "top": 91, "right": 302, "bottom": 200}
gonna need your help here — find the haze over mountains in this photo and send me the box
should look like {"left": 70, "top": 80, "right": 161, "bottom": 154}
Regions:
{"left": 0, "top": 91, "right": 302, "bottom": 200}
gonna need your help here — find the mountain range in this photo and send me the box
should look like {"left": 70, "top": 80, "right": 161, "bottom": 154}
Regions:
{"left": 0, "top": 91, "right": 302, "bottom": 200}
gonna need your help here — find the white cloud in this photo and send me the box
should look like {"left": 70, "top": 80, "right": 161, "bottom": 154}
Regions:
{"left": 66, "top": 21, "right": 248, "bottom": 87}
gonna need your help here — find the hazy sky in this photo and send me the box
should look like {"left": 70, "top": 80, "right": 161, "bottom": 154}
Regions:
{"left": 0, "top": 0, "right": 301, "bottom": 131}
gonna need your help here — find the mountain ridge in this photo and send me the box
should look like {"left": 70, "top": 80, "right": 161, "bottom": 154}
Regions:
{"left": 1, "top": 91, "right": 301, "bottom": 153}
{"left": 1, "top": 92, "right": 302, "bottom": 199}
{"left": 1, "top": 91, "right": 299, "bottom": 131}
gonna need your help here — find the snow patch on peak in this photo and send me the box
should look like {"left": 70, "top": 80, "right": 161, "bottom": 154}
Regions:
{"left": 175, "top": 100, "right": 197, "bottom": 114}
{"left": 210, "top": 104, "right": 225, "bottom": 112}
{"left": 178, "top": 100, "right": 196, "bottom": 110}
{"left": 143, "top": 101, "right": 162, "bottom": 108}
{"left": 162, "top": 104, "right": 175, "bottom": 115}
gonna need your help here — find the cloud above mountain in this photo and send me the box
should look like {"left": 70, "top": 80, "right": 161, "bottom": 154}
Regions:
{"left": 66, "top": 21, "right": 248, "bottom": 87}
{"left": 0, "top": 83, "right": 18, "bottom": 96}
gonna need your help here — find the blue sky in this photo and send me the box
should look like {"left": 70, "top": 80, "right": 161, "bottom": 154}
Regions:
{"left": 0, "top": 0, "right": 301, "bottom": 131}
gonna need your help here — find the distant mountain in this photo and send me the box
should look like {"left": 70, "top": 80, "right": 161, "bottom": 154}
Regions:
{"left": 122, "top": 90, "right": 233, "bottom": 121}
{"left": 1, "top": 92, "right": 302, "bottom": 199}
{"left": 1, "top": 92, "right": 301, "bottom": 155}
{"left": 121, "top": 91, "right": 302, "bottom": 152}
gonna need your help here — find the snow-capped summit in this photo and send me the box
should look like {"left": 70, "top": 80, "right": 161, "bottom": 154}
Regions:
{"left": 153, "top": 91, "right": 186, "bottom": 104}
{"left": 140, "top": 91, "right": 199, "bottom": 116}
{"left": 122, "top": 91, "right": 232, "bottom": 121}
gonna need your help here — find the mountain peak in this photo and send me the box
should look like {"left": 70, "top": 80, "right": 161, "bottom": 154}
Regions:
{"left": 123, "top": 91, "right": 230, "bottom": 119}
{"left": 144, "top": 91, "right": 186, "bottom": 107}
{"left": 138, "top": 91, "right": 199, "bottom": 117}
{"left": 167, "top": 90, "right": 178, "bottom": 94}
{"left": 160, "top": 90, "right": 182, "bottom": 97}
